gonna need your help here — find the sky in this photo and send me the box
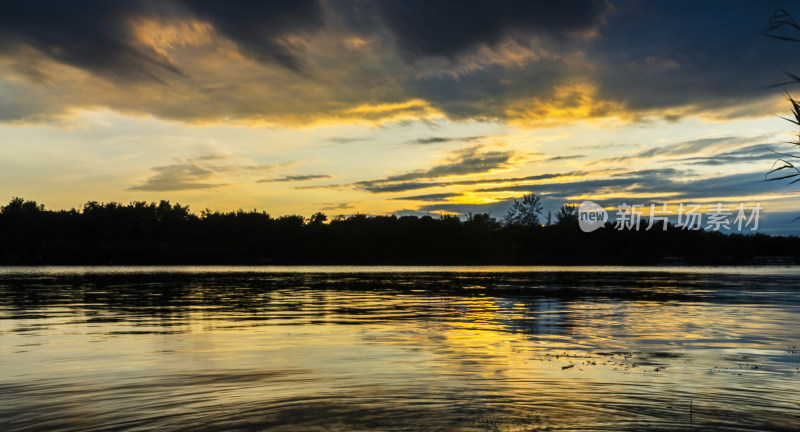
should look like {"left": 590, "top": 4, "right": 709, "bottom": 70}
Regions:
{"left": 3, "top": 1, "right": 800, "bottom": 234}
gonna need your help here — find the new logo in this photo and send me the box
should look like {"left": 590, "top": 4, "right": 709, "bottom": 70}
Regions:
{"left": 578, "top": 201, "right": 608, "bottom": 232}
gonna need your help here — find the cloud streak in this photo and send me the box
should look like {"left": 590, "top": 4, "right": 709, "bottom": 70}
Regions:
{"left": 593, "top": 135, "right": 775, "bottom": 165}
{"left": 411, "top": 169, "right": 786, "bottom": 216}
{"left": 391, "top": 193, "right": 462, "bottom": 202}
{"left": 130, "top": 154, "right": 290, "bottom": 191}
{"left": 129, "top": 161, "right": 221, "bottom": 192}
{"left": 299, "top": 170, "right": 594, "bottom": 193}
{"left": 257, "top": 174, "right": 332, "bottom": 183}
{"left": 407, "top": 136, "right": 485, "bottom": 145}
{"left": 352, "top": 144, "right": 517, "bottom": 192}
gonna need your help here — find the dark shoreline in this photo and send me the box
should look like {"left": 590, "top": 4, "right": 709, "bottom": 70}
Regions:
{"left": 3, "top": 198, "right": 799, "bottom": 266}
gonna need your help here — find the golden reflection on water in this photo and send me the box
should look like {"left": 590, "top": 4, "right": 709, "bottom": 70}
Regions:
{"left": 1, "top": 269, "right": 799, "bottom": 431}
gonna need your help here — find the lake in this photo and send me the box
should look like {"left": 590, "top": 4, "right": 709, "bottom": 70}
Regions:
{"left": 1, "top": 266, "right": 799, "bottom": 431}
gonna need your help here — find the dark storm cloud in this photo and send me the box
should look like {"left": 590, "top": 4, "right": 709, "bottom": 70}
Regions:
{"left": 177, "top": 0, "right": 323, "bottom": 72}
{"left": 589, "top": 0, "right": 800, "bottom": 116}
{"left": 2, "top": 0, "right": 799, "bottom": 124}
{"left": 372, "top": 0, "right": 611, "bottom": 59}
{"left": 391, "top": 1, "right": 800, "bottom": 122}
{"left": 0, "top": 1, "right": 182, "bottom": 82}
{"left": 405, "top": 62, "right": 571, "bottom": 121}
{"left": 0, "top": 0, "right": 324, "bottom": 82}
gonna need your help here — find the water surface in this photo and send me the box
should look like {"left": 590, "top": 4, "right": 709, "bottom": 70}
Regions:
{"left": 1, "top": 266, "right": 799, "bottom": 431}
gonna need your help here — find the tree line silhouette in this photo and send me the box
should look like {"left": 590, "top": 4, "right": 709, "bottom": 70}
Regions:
{"left": 0, "top": 196, "right": 798, "bottom": 265}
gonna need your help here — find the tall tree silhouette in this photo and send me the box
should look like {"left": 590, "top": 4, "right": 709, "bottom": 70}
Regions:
{"left": 555, "top": 204, "right": 578, "bottom": 226}
{"left": 504, "top": 193, "right": 543, "bottom": 227}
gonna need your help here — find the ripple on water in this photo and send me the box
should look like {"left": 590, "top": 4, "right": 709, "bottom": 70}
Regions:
{"left": 0, "top": 269, "right": 799, "bottom": 431}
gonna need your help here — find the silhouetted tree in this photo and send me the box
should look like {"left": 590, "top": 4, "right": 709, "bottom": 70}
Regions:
{"left": 1, "top": 197, "right": 43, "bottom": 214}
{"left": 0, "top": 196, "right": 798, "bottom": 265}
{"left": 555, "top": 204, "right": 578, "bottom": 226}
{"left": 307, "top": 212, "right": 327, "bottom": 225}
{"left": 504, "top": 194, "right": 543, "bottom": 227}
{"left": 464, "top": 212, "right": 501, "bottom": 229}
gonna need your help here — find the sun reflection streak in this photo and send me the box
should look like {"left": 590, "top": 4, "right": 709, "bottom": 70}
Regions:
{"left": 2, "top": 271, "right": 800, "bottom": 430}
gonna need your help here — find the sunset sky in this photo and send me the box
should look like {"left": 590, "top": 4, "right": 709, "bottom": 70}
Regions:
{"left": 3, "top": 1, "right": 800, "bottom": 233}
